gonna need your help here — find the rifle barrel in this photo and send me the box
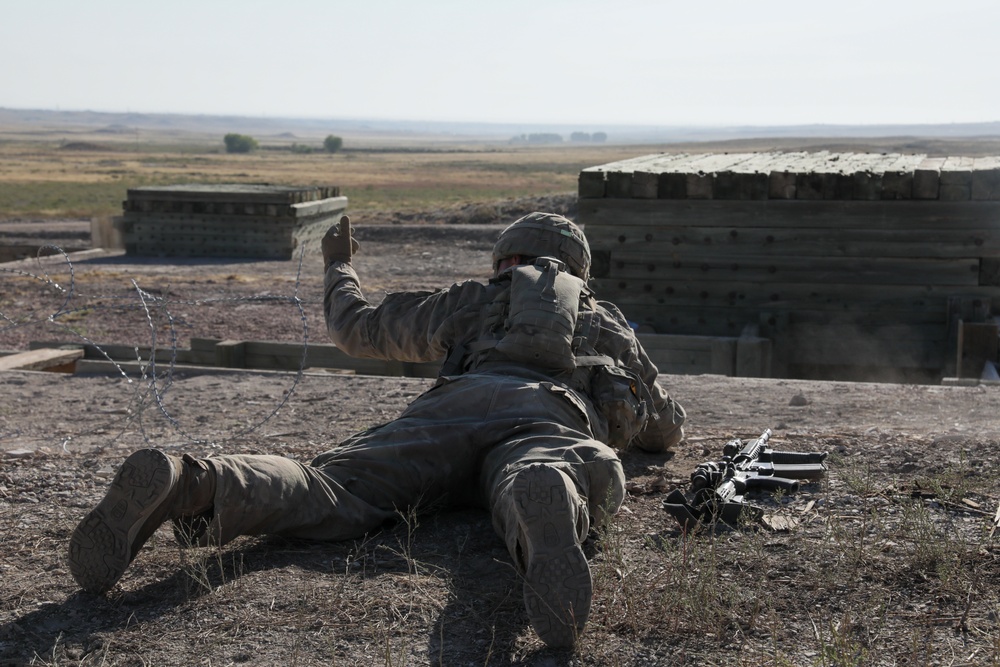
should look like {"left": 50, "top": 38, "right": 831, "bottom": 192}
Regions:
{"left": 772, "top": 462, "right": 827, "bottom": 480}
{"left": 766, "top": 450, "right": 828, "bottom": 465}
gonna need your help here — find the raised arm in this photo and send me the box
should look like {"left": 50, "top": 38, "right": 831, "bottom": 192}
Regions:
{"left": 321, "top": 218, "right": 488, "bottom": 362}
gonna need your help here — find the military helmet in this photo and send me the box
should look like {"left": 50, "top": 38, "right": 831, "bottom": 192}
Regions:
{"left": 492, "top": 212, "right": 591, "bottom": 280}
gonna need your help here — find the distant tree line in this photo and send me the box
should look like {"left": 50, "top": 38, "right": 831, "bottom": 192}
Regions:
{"left": 510, "top": 133, "right": 564, "bottom": 144}
{"left": 570, "top": 131, "right": 607, "bottom": 143}
{"left": 222, "top": 133, "right": 344, "bottom": 154}
{"left": 509, "top": 132, "right": 608, "bottom": 144}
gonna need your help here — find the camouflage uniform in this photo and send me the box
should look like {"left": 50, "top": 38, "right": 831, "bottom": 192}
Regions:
{"left": 200, "top": 260, "right": 684, "bottom": 548}
{"left": 68, "top": 212, "right": 685, "bottom": 648}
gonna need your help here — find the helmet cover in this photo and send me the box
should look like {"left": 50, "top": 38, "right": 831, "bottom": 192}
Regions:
{"left": 492, "top": 212, "right": 590, "bottom": 279}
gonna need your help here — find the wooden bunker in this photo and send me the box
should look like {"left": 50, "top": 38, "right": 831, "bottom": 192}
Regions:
{"left": 578, "top": 152, "right": 1000, "bottom": 383}
{"left": 118, "top": 184, "right": 348, "bottom": 259}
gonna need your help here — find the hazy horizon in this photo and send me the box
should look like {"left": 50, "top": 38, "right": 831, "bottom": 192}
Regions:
{"left": 4, "top": 105, "right": 999, "bottom": 147}
{"left": 3, "top": 0, "right": 998, "bottom": 129}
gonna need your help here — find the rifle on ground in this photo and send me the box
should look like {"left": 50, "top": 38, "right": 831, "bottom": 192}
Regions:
{"left": 662, "top": 429, "right": 827, "bottom": 530}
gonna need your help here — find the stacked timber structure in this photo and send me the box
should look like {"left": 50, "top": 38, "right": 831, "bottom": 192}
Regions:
{"left": 578, "top": 152, "right": 1000, "bottom": 383}
{"left": 119, "top": 184, "right": 348, "bottom": 259}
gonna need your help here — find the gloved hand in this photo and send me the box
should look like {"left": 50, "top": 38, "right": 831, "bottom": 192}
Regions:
{"left": 322, "top": 215, "right": 360, "bottom": 266}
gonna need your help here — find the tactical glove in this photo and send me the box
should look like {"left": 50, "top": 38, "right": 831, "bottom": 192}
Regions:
{"left": 322, "top": 215, "right": 360, "bottom": 267}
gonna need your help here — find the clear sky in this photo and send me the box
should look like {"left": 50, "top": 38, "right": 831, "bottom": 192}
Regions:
{"left": 2, "top": 0, "right": 998, "bottom": 128}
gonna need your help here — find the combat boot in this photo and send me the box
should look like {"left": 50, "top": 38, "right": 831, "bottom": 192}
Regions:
{"left": 512, "top": 463, "right": 592, "bottom": 649}
{"left": 68, "top": 449, "right": 216, "bottom": 594}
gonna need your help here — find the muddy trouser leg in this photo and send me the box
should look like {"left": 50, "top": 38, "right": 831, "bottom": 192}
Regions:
{"left": 477, "top": 381, "right": 625, "bottom": 647}
{"left": 486, "top": 440, "right": 625, "bottom": 567}
{"left": 195, "top": 377, "right": 514, "bottom": 547}
{"left": 195, "top": 453, "right": 399, "bottom": 546}
{"left": 479, "top": 386, "right": 625, "bottom": 570}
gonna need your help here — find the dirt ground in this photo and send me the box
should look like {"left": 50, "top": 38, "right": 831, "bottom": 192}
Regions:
{"left": 2, "top": 204, "right": 1000, "bottom": 666}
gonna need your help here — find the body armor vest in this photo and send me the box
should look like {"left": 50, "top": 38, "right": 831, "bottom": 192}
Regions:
{"left": 443, "top": 257, "right": 653, "bottom": 448}
{"left": 493, "top": 257, "right": 583, "bottom": 371}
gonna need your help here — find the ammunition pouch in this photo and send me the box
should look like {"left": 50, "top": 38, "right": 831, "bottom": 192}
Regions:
{"left": 493, "top": 257, "right": 583, "bottom": 371}
{"left": 589, "top": 363, "right": 649, "bottom": 448}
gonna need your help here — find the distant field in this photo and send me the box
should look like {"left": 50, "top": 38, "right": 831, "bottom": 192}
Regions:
{"left": 0, "top": 129, "right": 648, "bottom": 219}
{"left": 2, "top": 121, "right": 999, "bottom": 219}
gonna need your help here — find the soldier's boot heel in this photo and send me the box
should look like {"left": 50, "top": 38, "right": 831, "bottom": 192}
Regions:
{"left": 68, "top": 449, "right": 179, "bottom": 593}
{"left": 68, "top": 449, "right": 215, "bottom": 593}
{"left": 513, "top": 464, "right": 591, "bottom": 649}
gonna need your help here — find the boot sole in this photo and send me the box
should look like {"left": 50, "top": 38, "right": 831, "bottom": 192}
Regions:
{"left": 514, "top": 464, "right": 592, "bottom": 649}
{"left": 68, "top": 449, "right": 176, "bottom": 593}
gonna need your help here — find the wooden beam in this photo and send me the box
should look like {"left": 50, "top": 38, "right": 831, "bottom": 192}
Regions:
{"left": 215, "top": 340, "right": 246, "bottom": 368}
{"left": 585, "top": 223, "right": 1000, "bottom": 259}
{"left": 881, "top": 154, "right": 926, "bottom": 200}
{"left": 972, "top": 156, "right": 1000, "bottom": 200}
{"left": 792, "top": 153, "right": 870, "bottom": 200}
{"left": 981, "top": 259, "right": 1000, "bottom": 287}
{"left": 958, "top": 321, "right": 1000, "bottom": 377}
{"left": 595, "top": 301, "right": 955, "bottom": 341}
{"left": 736, "top": 335, "right": 772, "bottom": 377}
{"left": 851, "top": 153, "right": 902, "bottom": 201}
{"left": 939, "top": 156, "right": 974, "bottom": 201}
{"left": 620, "top": 153, "right": 687, "bottom": 199}
{"left": 578, "top": 168, "right": 607, "bottom": 198}
{"left": 713, "top": 152, "right": 786, "bottom": 200}
{"left": 126, "top": 184, "right": 340, "bottom": 205}
{"left": 913, "top": 157, "right": 947, "bottom": 200}
{"left": 658, "top": 155, "right": 720, "bottom": 198}
{"left": 0, "top": 348, "right": 83, "bottom": 372}
{"left": 767, "top": 152, "right": 824, "bottom": 199}
{"left": 588, "top": 155, "right": 675, "bottom": 199}
{"left": 604, "top": 254, "right": 981, "bottom": 287}
{"left": 633, "top": 154, "right": 696, "bottom": 198}
{"left": 686, "top": 153, "right": 762, "bottom": 199}
{"left": 578, "top": 197, "right": 1000, "bottom": 230}
{"left": 289, "top": 196, "right": 349, "bottom": 218}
